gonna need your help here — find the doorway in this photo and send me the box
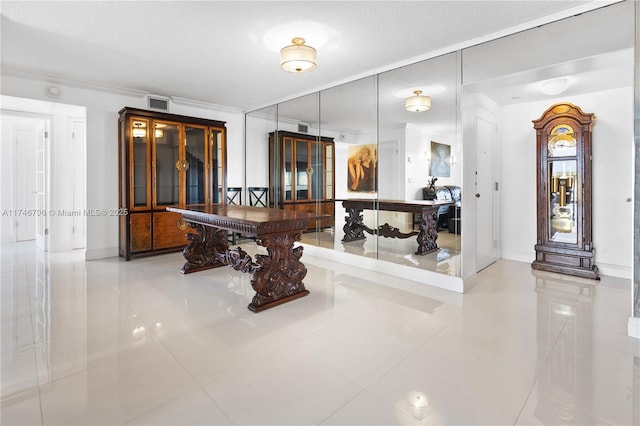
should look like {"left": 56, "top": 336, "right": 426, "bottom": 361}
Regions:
{"left": 14, "top": 120, "right": 43, "bottom": 241}
{"left": 1, "top": 96, "right": 87, "bottom": 252}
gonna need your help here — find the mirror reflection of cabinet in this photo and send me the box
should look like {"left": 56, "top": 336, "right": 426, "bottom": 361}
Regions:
{"left": 119, "top": 107, "right": 227, "bottom": 260}
{"left": 269, "top": 131, "right": 335, "bottom": 229}
{"left": 532, "top": 103, "right": 599, "bottom": 279}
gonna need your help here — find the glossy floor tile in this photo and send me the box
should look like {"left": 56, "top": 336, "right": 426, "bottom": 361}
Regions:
{"left": 1, "top": 241, "right": 638, "bottom": 425}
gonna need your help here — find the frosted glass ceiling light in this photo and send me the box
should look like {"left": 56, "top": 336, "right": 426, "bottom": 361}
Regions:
{"left": 405, "top": 90, "right": 431, "bottom": 112}
{"left": 280, "top": 37, "right": 317, "bottom": 73}
{"left": 541, "top": 77, "right": 569, "bottom": 95}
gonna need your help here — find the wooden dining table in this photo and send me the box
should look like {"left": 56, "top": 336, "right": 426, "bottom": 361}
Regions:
{"left": 167, "top": 204, "right": 326, "bottom": 312}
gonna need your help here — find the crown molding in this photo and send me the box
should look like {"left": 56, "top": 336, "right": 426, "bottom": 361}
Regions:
{"left": 2, "top": 65, "right": 149, "bottom": 97}
{"left": 169, "top": 96, "right": 243, "bottom": 114}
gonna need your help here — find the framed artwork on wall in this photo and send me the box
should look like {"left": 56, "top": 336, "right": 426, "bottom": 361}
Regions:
{"left": 347, "top": 144, "right": 377, "bottom": 192}
{"left": 430, "top": 141, "right": 451, "bottom": 177}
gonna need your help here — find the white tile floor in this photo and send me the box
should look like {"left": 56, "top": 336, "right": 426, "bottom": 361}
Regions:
{"left": 1, "top": 241, "right": 639, "bottom": 425}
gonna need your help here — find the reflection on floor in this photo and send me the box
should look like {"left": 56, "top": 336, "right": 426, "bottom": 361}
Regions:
{"left": 301, "top": 227, "right": 461, "bottom": 277}
{"left": 1, "top": 240, "right": 638, "bottom": 425}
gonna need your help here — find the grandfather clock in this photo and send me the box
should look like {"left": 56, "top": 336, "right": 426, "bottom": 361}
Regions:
{"left": 531, "top": 103, "right": 599, "bottom": 280}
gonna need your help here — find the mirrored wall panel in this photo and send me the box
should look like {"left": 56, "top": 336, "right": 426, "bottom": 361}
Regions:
{"left": 245, "top": 1, "right": 634, "bottom": 285}
{"left": 246, "top": 61, "right": 462, "bottom": 277}
{"left": 246, "top": 105, "right": 276, "bottom": 208}
{"left": 376, "top": 52, "right": 460, "bottom": 276}
{"left": 316, "top": 76, "right": 377, "bottom": 252}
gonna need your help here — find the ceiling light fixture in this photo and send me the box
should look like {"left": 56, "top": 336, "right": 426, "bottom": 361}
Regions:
{"left": 405, "top": 90, "right": 431, "bottom": 112}
{"left": 280, "top": 37, "right": 317, "bottom": 73}
{"left": 541, "top": 77, "right": 569, "bottom": 95}
{"left": 46, "top": 86, "right": 60, "bottom": 99}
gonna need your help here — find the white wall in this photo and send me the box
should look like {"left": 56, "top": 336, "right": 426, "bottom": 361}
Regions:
{"left": 1, "top": 75, "right": 244, "bottom": 259}
{"left": 244, "top": 114, "right": 274, "bottom": 191}
{"left": 404, "top": 123, "right": 459, "bottom": 200}
{"left": 499, "top": 87, "right": 633, "bottom": 278}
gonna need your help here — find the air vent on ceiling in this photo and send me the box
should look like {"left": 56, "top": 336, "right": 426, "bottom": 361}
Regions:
{"left": 298, "top": 122, "right": 309, "bottom": 133}
{"left": 148, "top": 95, "right": 169, "bottom": 112}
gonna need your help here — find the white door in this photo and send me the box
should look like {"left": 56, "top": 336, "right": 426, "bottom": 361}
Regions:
{"left": 14, "top": 126, "right": 38, "bottom": 241}
{"left": 71, "top": 120, "right": 86, "bottom": 249}
{"left": 35, "top": 122, "right": 49, "bottom": 251}
{"left": 475, "top": 113, "right": 498, "bottom": 270}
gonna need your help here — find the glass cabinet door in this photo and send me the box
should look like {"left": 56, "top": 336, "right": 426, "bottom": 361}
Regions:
{"left": 130, "top": 118, "right": 150, "bottom": 209}
{"left": 284, "top": 137, "right": 293, "bottom": 201}
{"left": 325, "top": 143, "right": 333, "bottom": 199}
{"left": 310, "top": 141, "right": 323, "bottom": 200}
{"left": 184, "top": 125, "right": 206, "bottom": 205}
{"left": 295, "top": 140, "right": 309, "bottom": 200}
{"left": 210, "top": 127, "right": 225, "bottom": 203}
{"left": 546, "top": 123, "right": 578, "bottom": 244}
{"left": 548, "top": 159, "right": 577, "bottom": 243}
{"left": 153, "top": 121, "right": 180, "bottom": 206}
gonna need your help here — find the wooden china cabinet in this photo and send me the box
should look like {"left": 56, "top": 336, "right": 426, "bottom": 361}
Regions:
{"left": 531, "top": 103, "right": 599, "bottom": 279}
{"left": 118, "top": 107, "right": 227, "bottom": 260}
{"left": 268, "top": 131, "right": 335, "bottom": 229}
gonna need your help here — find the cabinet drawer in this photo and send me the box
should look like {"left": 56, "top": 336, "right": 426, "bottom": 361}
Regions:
{"left": 287, "top": 202, "right": 335, "bottom": 229}
{"left": 321, "top": 201, "right": 335, "bottom": 227}
{"left": 293, "top": 203, "right": 316, "bottom": 214}
{"left": 130, "top": 213, "right": 151, "bottom": 252}
{"left": 153, "top": 211, "right": 192, "bottom": 249}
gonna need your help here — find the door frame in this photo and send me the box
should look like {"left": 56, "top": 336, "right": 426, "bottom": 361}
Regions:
{"left": 461, "top": 91, "right": 501, "bottom": 278}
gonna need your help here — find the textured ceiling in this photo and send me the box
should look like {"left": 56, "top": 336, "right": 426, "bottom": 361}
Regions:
{"left": 1, "top": 0, "right": 608, "bottom": 112}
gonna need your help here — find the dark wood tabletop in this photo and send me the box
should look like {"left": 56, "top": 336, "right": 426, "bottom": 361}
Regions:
{"left": 167, "top": 204, "right": 328, "bottom": 236}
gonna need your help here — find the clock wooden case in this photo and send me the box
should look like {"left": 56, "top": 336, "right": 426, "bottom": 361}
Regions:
{"left": 531, "top": 103, "right": 599, "bottom": 279}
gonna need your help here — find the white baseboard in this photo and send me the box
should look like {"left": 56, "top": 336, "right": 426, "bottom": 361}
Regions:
{"left": 300, "top": 243, "right": 464, "bottom": 293}
{"left": 85, "top": 246, "right": 118, "bottom": 260}
{"left": 500, "top": 249, "right": 533, "bottom": 264}
{"left": 629, "top": 317, "right": 640, "bottom": 339}
{"left": 597, "top": 262, "right": 632, "bottom": 279}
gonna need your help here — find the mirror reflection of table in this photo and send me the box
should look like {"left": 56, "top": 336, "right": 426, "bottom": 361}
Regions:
{"left": 167, "top": 205, "right": 326, "bottom": 312}
{"left": 339, "top": 199, "right": 451, "bottom": 255}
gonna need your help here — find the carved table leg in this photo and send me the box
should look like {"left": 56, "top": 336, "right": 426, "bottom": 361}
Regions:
{"left": 415, "top": 211, "right": 439, "bottom": 255}
{"left": 342, "top": 207, "right": 366, "bottom": 242}
{"left": 248, "top": 231, "right": 309, "bottom": 312}
{"left": 180, "top": 222, "right": 229, "bottom": 274}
